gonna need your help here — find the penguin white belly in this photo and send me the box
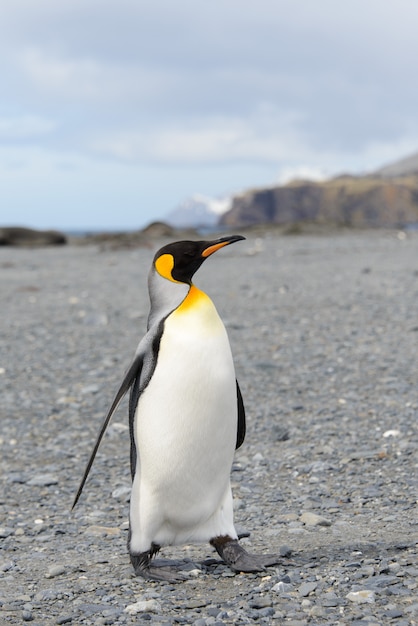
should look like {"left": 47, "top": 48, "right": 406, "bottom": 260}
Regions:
{"left": 130, "top": 287, "right": 238, "bottom": 552}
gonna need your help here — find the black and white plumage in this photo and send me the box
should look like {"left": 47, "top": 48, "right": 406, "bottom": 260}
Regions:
{"left": 73, "top": 236, "right": 279, "bottom": 581}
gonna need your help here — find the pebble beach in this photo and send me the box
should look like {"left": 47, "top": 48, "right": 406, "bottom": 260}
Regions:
{"left": 1, "top": 231, "right": 417, "bottom": 625}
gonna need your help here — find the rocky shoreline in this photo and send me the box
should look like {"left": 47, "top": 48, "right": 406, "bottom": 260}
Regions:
{"left": 1, "top": 231, "right": 417, "bottom": 625}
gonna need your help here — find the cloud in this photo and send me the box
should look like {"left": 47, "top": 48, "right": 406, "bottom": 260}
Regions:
{"left": 20, "top": 48, "right": 102, "bottom": 99}
{"left": 88, "top": 105, "right": 312, "bottom": 165}
{"left": 0, "top": 114, "right": 57, "bottom": 140}
{"left": 2, "top": 0, "right": 418, "bottom": 228}
{"left": 5, "top": 1, "right": 418, "bottom": 160}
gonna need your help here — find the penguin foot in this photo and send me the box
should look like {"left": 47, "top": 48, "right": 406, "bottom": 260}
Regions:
{"left": 130, "top": 544, "right": 187, "bottom": 583}
{"left": 210, "top": 536, "right": 281, "bottom": 573}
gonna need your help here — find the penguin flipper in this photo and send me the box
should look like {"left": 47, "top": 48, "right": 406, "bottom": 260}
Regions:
{"left": 235, "top": 380, "right": 246, "bottom": 449}
{"left": 71, "top": 352, "right": 144, "bottom": 509}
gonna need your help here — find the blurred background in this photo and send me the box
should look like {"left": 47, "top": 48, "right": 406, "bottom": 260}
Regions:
{"left": 1, "top": 0, "right": 418, "bottom": 233}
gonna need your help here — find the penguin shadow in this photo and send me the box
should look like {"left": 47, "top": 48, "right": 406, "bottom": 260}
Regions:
{"left": 145, "top": 554, "right": 291, "bottom": 579}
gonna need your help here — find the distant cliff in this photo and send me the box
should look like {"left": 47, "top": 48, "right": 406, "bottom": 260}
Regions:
{"left": 220, "top": 155, "right": 418, "bottom": 229}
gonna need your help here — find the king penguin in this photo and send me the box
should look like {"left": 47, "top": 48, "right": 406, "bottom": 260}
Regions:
{"left": 73, "top": 235, "right": 280, "bottom": 581}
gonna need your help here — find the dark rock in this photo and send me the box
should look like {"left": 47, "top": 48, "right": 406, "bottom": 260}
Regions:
{"left": 56, "top": 616, "right": 73, "bottom": 625}
{"left": 75, "top": 221, "right": 199, "bottom": 249}
{"left": 0, "top": 227, "right": 67, "bottom": 246}
{"left": 249, "top": 596, "right": 273, "bottom": 609}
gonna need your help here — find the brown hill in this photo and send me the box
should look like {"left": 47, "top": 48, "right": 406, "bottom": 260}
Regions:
{"left": 219, "top": 174, "right": 418, "bottom": 229}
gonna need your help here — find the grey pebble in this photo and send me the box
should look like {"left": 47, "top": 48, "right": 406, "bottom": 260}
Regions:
{"left": 34, "top": 589, "right": 58, "bottom": 602}
{"left": 45, "top": 564, "right": 66, "bottom": 578}
{"left": 299, "top": 581, "right": 318, "bottom": 597}
{"left": 279, "top": 544, "right": 292, "bottom": 557}
{"left": 27, "top": 474, "right": 59, "bottom": 486}
{"left": 321, "top": 593, "right": 342, "bottom": 607}
{"left": 249, "top": 596, "right": 273, "bottom": 609}
{"left": 22, "top": 610, "right": 34, "bottom": 621}
{"left": 0, "top": 559, "right": 14, "bottom": 572}
{"left": 111, "top": 485, "right": 131, "bottom": 499}
{"left": 6, "top": 472, "right": 28, "bottom": 483}
{"left": 183, "top": 599, "right": 208, "bottom": 609}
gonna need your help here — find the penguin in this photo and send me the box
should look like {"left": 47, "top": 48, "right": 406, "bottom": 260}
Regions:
{"left": 73, "top": 235, "right": 280, "bottom": 581}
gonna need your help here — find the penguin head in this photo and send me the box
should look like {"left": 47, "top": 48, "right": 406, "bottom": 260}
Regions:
{"left": 152, "top": 235, "right": 245, "bottom": 285}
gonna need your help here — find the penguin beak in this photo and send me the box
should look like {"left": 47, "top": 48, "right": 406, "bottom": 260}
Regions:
{"left": 201, "top": 235, "right": 246, "bottom": 258}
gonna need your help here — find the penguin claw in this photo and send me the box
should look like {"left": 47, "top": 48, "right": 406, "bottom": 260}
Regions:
{"left": 260, "top": 554, "right": 282, "bottom": 568}
{"left": 210, "top": 537, "right": 281, "bottom": 573}
{"left": 135, "top": 565, "right": 188, "bottom": 583}
{"left": 130, "top": 550, "right": 189, "bottom": 583}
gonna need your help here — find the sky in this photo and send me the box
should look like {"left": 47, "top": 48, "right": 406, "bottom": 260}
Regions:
{"left": 1, "top": 0, "right": 418, "bottom": 231}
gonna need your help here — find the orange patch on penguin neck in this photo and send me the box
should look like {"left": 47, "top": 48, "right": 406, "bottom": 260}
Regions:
{"left": 155, "top": 254, "right": 180, "bottom": 283}
{"left": 176, "top": 285, "right": 208, "bottom": 312}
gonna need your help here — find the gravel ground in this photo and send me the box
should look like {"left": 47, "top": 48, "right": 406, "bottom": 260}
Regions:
{"left": 1, "top": 231, "right": 417, "bottom": 626}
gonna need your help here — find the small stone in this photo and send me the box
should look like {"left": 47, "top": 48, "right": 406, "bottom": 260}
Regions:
{"left": 272, "top": 425, "right": 290, "bottom": 441}
{"left": 272, "top": 580, "right": 292, "bottom": 594}
{"left": 112, "top": 486, "right": 131, "bottom": 499}
{"left": 56, "top": 616, "right": 72, "bottom": 625}
{"left": 6, "top": 472, "right": 28, "bottom": 483}
{"left": 383, "top": 429, "right": 401, "bottom": 438}
{"left": 259, "top": 607, "right": 275, "bottom": 617}
{"left": 299, "top": 581, "right": 317, "bottom": 597}
{"left": 249, "top": 596, "right": 273, "bottom": 609}
{"left": 85, "top": 525, "right": 121, "bottom": 536}
{"left": 300, "top": 512, "right": 331, "bottom": 527}
{"left": 184, "top": 599, "right": 208, "bottom": 609}
{"left": 0, "top": 527, "right": 14, "bottom": 538}
{"left": 124, "top": 599, "right": 161, "bottom": 615}
{"left": 388, "top": 562, "right": 401, "bottom": 573}
{"left": 279, "top": 544, "right": 292, "bottom": 557}
{"left": 359, "top": 565, "right": 375, "bottom": 577}
{"left": 83, "top": 313, "right": 108, "bottom": 326}
{"left": 207, "top": 607, "right": 220, "bottom": 617}
{"left": 363, "top": 574, "right": 398, "bottom": 588}
{"left": 27, "top": 474, "right": 59, "bottom": 487}
{"left": 22, "top": 610, "right": 33, "bottom": 621}
{"left": 45, "top": 564, "right": 66, "bottom": 579}
{"left": 346, "top": 590, "right": 375, "bottom": 603}
{"left": 321, "top": 593, "right": 342, "bottom": 607}
{"left": 20, "top": 596, "right": 32, "bottom": 603}
{"left": 186, "top": 568, "right": 202, "bottom": 577}
{"left": 386, "top": 608, "right": 403, "bottom": 619}
{"left": 0, "top": 559, "right": 14, "bottom": 572}
{"left": 80, "top": 384, "right": 100, "bottom": 394}
{"left": 34, "top": 589, "right": 58, "bottom": 602}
